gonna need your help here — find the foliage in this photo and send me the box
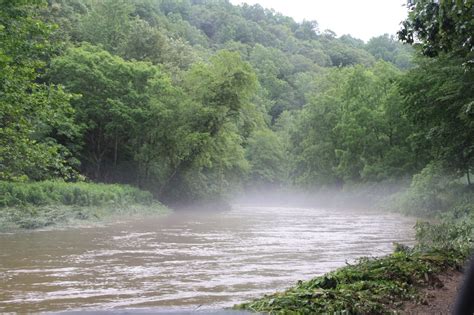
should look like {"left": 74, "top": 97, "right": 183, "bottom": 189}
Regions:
{"left": 415, "top": 220, "right": 474, "bottom": 259}
{"left": 0, "top": 180, "right": 153, "bottom": 208}
{"left": 48, "top": 44, "right": 177, "bottom": 182}
{"left": 290, "top": 62, "right": 419, "bottom": 187}
{"left": 4, "top": 0, "right": 471, "bottom": 208}
{"left": 398, "top": 0, "right": 473, "bottom": 58}
{"left": 39, "top": 0, "right": 418, "bottom": 198}
{"left": 0, "top": 180, "right": 168, "bottom": 230}
{"left": 246, "top": 129, "right": 288, "bottom": 187}
{"left": 0, "top": 202, "right": 169, "bottom": 230}
{"left": 43, "top": 0, "right": 411, "bottom": 120}
{"left": 399, "top": 54, "right": 474, "bottom": 182}
{"left": 394, "top": 162, "right": 473, "bottom": 216}
{"left": 163, "top": 50, "right": 259, "bottom": 201}
{"left": 398, "top": 0, "right": 473, "bottom": 190}
{"left": 0, "top": 0, "right": 78, "bottom": 181}
{"left": 366, "top": 34, "right": 413, "bottom": 69}
{"left": 48, "top": 44, "right": 260, "bottom": 201}
{"left": 78, "top": 0, "right": 135, "bottom": 55}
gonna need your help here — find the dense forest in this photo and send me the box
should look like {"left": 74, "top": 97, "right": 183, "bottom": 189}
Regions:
{"left": 0, "top": 0, "right": 472, "bottom": 214}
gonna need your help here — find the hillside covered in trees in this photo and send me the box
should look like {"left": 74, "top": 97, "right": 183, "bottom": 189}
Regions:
{"left": 1, "top": 0, "right": 472, "bottom": 215}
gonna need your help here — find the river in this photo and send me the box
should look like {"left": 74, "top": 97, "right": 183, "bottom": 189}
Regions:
{"left": 0, "top": 205, "right": 416, "bottom": 313}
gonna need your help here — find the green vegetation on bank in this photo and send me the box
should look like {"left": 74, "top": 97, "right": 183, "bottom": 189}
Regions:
{"left": 393, "top": 163, "right": 473, "bottom": 218}
{"left": 0, "top": 181, "right": 168, "bottom": 230}
{"left": 1, "top": 0, "right": 471, "bottom": 203}
{"left": 235, "top": 217, "right": 473, "bottom": 314}
{"left": 0, "top": 0, "right": 422, "bottom": 203}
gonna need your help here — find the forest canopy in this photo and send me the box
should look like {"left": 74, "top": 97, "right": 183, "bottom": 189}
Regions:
{"left": 0, "top": 0, "right": 472, "bottom": 210}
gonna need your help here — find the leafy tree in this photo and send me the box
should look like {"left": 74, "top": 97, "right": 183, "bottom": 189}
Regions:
{"left": 398, "top": 0, "right": 473, "bottom": 58}
{"left": 132, "top": 53, "right": 258, "bottom": 200}
{"left": 248, "top": 44, "right": 297, "bottom": 120}
{"left": 366, "top": 34, "right": 413, "bottom": 69}
{"left": 291, "top": 62, "right": 418, "bottom": 187}
{"left": 48, "top": 44, "right": 172, "bottom": 181}
{"left": 322, "top": 38, "right": 375, "bottom": 67}
{"left": 119, "top": 18, "right": 199, "bottom": 74}
{"left": 399, "top": 0, "right": 473, "bottom": 184}
{"left": 290, "top": 70, "right": 345, "bottom": 187}
{"left": 147, "top": 50, "right": 260, "bottom": 201}
{"left": 339, "top": 34, "right": 365, "bottom": 49}
{"left": 0, "top": 0, "right": 78, "bottom": 181}
{"left": 159, "top": 0, "right": 192, "bottom": 18}
{"left": 294, "top": 20, "right": 319, "bottom": 40}
{"left": 246, "top": 129, "right": 287, "bottom": 187}
{"left": 400, "top": 55, "right": 474, "bottom": 182}
{"left": 78, "top": 0, "right": 135, "bottom": 54}
{"left": 40, "top": 0, "right": 87, "bottom": 44}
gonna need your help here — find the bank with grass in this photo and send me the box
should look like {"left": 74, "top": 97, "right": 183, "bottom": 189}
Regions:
{"left": 235, "top": 221, "right": 472, "bottom": 314}
{"left": 234, "top": 182, "right": 474, "bottom": 314}
{"left": 0, "top": 181, "right": 169, "bottom": 231}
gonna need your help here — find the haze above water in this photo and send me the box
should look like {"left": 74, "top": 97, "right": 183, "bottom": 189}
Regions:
{"left": 0, "top": 204, "right": 416, "bottom": 313}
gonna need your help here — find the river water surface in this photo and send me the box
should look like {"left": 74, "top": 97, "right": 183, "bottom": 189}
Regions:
{"left": 0, "top": 205, "right": 416, "bottom": 313}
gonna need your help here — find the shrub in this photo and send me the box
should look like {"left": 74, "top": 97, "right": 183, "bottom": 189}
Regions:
{"left": 394, "top": 162, "right": 472, "bottom": 216}
{"left": 0, "top": 180, "right": 153, "bottom": 208}
{"left": 0, "top": 181, "right": 168, "bottom": 230}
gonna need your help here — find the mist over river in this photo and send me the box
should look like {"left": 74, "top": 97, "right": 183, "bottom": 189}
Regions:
{"left": 0, "top": 205, "right": 416, "bottom": 313}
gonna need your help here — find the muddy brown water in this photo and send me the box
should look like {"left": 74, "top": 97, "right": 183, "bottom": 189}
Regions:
{"left": 0, "top": 205, "right": 416, "bottom": 313}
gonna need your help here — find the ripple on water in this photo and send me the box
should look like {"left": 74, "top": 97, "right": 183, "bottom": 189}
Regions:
{"left": 0, "top": 205, "right": 416, "bottom": 313}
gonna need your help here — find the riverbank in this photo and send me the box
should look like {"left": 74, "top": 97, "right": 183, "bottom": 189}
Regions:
{"left": 234, "top": 247, "right": 466, "bottom": 314}
{"left": 234, "top": 215, "right": 473, "bottom": 314}
{"left": 0, "top": 181, "right": 170, "bottom": 231}
{"left": 401, "top": 269, "right": 463, "bottom": 314}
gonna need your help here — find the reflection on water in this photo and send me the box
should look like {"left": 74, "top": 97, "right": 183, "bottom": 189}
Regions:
{"left": 0, "top": 206, "right": 416, "bottom": 312}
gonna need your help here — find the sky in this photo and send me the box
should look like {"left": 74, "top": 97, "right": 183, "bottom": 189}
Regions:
{"left": 229, "top": 0, "right": 409, "bottom": 42}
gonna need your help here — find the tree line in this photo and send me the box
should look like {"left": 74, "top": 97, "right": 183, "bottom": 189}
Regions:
{"left": 1, "top": 0, "right": 472, "bottom": 209}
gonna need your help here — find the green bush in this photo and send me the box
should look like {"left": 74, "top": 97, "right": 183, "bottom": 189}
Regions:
{"left": 0, "top": 181, "right": 168, "bottom": 230}
{"left": 393, "top": 162, "right": 472, "bottom": 216}
{"left": 0, "top": 180, "right": 153, "bottom": 208}
{"left": 414, "top": 202, "right": 474, "bottom": 258}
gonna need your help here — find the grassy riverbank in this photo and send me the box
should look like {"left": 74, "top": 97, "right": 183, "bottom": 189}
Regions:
{"left": 0, "top": 181, "right": 169, "bottom": 231}
{"left": 235, "top": 207, "right": 473, "bottom": 314}
{"left": 235, "top": 173, "right": 474, "bottom": 313}
{"left": 236, "top": 250, "right": 465, "bottom": 314}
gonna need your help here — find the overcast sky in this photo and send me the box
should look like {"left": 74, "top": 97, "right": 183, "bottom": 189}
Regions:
{"left": 229, "top": 0, "right": 409, "bottom": 42}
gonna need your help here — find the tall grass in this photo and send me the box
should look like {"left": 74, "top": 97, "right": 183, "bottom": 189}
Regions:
{"left": 0, "top": 181, "right": 153, "bottom": 208}
{"left": 0, "top": 181, "right": 167, "bottom": 230}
